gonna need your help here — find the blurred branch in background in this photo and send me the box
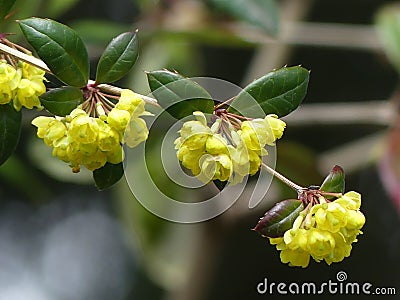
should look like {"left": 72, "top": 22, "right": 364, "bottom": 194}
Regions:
{"left": 1, "top": 0, "right": 399, "bottom": 300}
{"left": 285, "top": 101, "right": 395, "bottom": 126}
{"left": 243, "top": 0, "right": 313, "bottom": 83}
{"left": 233, "top": 21, "right": 380, "bottom": 52}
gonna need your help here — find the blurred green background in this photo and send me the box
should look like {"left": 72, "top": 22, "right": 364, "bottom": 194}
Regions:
{"left": 0, "top": 0, "right": 399, "bottom": 299}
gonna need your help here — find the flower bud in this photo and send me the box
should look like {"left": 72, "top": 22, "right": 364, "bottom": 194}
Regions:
{"left": 116, "top": 89, "right": 145, "bottom": 116}
{"left": 198, "top": 153, "right": 233, "bottom": 182}
{"left": 107, "top": 107, "right": 131, "bottom": 132}
{"left": 69, "top": 114, "right": 99, "bottom": 144}
{"left": 265, "top": 114, "right": 286, "bottom": 140}
{"left": 263, "top": 190, "right": 365, "bottom": 267}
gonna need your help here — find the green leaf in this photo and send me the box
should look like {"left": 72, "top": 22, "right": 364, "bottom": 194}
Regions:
{"left": 96, "top": 31, "right": 139, "bottom": 84}
{"left": 253, "top": 199, "right": 304, "bottom": 238}
{"left": 40, "top": 86, "right": 83, "bottom": 116}
{"left": 18, "top": 18, "right": 89, "bottom": 87}
{"left": 147, "top": 70, "right": 214, "bottom": 119}
{"left": 209, "top": 0, "right": 279, "bottom": 35}
{"left": 93, "top": 162, "right": 124, "bottom": 190}
{"left": 228, "top": 66, "right": 309, "bottom": 118}
{"left": 375, "top": 4, "right": 400, "bottom": 74}
{"left": 0, "top": 0, "right": 16, "bottom": 21}
{"left": 0, "top": 104, "right": 22, "bottom": 166}
{"left": 320, "top": 165, "right": 345, "bottom": 196}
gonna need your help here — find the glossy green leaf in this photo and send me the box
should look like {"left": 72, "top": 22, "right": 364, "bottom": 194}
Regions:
{"left": 93, "top": 162, "right": 124, "bottom": 190}
{"left": 0, "top": 0, "right": 16, "bottom": 21}
{"left": 253, "top": 199, "right": 304, "bottom": 238}
{"left": 228, "top": 66, "right": 309, "bottom": 118}
{"left": 147, "top": 70, "right": 214, "bottom": 119}
{"left": 320, "top": 165, "right": 345, "bottom": 196}
{"left": 0, "top": 104, "right": 21, "bottom": 166}
{"left": 210, "top": 0, "right": 279, "bottom": 35}
{"left": 40, "top": 86, "right": 83, "bottom": 116}
{"left": 18, "top": 18, "right": 89, "bottom": 87}
{"left": 96, "top": 31, "right": 139, "bottom": 84}
{"left": 375, "top": 4, "right": 400, "bottom": 74}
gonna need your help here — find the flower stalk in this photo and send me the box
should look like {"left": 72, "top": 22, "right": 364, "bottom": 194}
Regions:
{"left": 0, "top": 41, "right": 49, "bottom": 73}
{"left": 261, "top": 162, "right": 305, "bottom": 192}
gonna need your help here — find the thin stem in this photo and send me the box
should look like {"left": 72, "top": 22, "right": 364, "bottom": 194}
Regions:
{"left": 226, "top": 112, "right": 252, "bottom": 121}
{"left": 97, "top": 92, "right": 116, "bottom": 110}
{"left": 225, "top": 114, "right": 244, "bottom": 128}
{"left": 214, "top": 96, "right": 234, "bottom": 110}
{"left": 0, "top": 42, "right": 51, "bottom": 73}
{"left": 261, "top": 162, "right": 305, "bottom": 192}
{"left": 94, "top": 81, "right": 161, "bottom": 108}
{"left": 319, "top": 191, "right": 342, "bottom": 198}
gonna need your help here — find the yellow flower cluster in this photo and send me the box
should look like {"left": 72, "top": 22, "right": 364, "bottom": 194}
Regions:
{"left": 174, "top": 111, "right": 286, "bottom": 184}
{"left": 269, "top": 191, "right": 365, "bottom": 267}
{"left": 0, "top": 59, "right": 46, "bottom": 110}
{"left": 32, "top": 89, "right": 149, "bottom": 172}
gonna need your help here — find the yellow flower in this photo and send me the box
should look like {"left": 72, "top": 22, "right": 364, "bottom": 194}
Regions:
{"left": 280, "top": 247, "right": 311, "bottom": 268}
{"left": 238, "top": 116, "right": 286, "bottom": 151}
{"left": 124, "top": 117, "right": 149, "bottom": 148}
{"left": 345, "top": 210, "right": 365, "bottom": 230}
{"left": 116, "top": 89, "right": 145, "bottom": 116}
{"left": 14, "top": 77, "right": 45, "bottom": 110}
{"left": 0, "top": 83, "right": 13, "bottom": 104}
{"left": 265, "top": 114, "right": 286, "bottom": 140}
{"left": 0, "top": 60, "right": 17, "bottom": 83}
{"left": 238, "top": 119, "right": 269, "bottom": 151}
{"left": 31, "top": 116, "right": 53, "bottom": 137}
{"left": 175, "top": 111, "right": 287, "bottom": 184}
{"left": 45, "top": 120, "right": 67, "bottom": 146}
{"left": 13, "top": 61, "right": 46, "bottom": 111}
{"left": 177, "top": 147, "right": 204, "bottom": 175}
{"left": 98, "top": 121, "right": 120, "bottom": 152}
{"left": 0, "top": 61, "right": 19, "bottom": 105}
{"left": 269, "top": 236, "right": 310, "bottom": 268}
{"left": 0, "top": 60, "right": 46, "bottom": 110}
{"left": 106, "top": 144, "right": 124, "bottom": 164}
{"left": 69, "top": 113, "right": 99, "bottom": 144}
{"left": 198, "top": 153, "right": 233, "bottom": 182}
{"left": 107, "top": 107, "right": 131, "bottom": 132}
{"left": 313, "top": 202, "right": 348, "bottom": 233}
{"left": 267, "top": 191, "right": 365, "bottom": 267}
{"left": 52, "top": 136, "right": 70, "bottom": 162}
{"left": 307, "top": 228, "right": 335, "bottom": 261}
{"left": 31, "top": 116, "right": 67, "bottom": 146}
{"left": 31, "top": 87, "right": 150, "bottom": 173}
{"left": 336, "top": 191, "right": 361, "bottom": 210}
{"left": 21, "top": 61, "right": 45, "bottom": 79}
{"left": 205, "top": 134, "right": 229, "bottom": 155}
{"left": 324, "top": 232, "right": 352, "bottom": 264}
{"left": 82, "top": 149, "right": 108, "bottom": 171}
{"left": 280, "top": 220, "right": 311, "bottom": 267}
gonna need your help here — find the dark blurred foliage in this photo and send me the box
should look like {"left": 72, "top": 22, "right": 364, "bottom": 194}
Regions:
{"left": 0, "top": 0, "right": 399, "bottom": 299}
